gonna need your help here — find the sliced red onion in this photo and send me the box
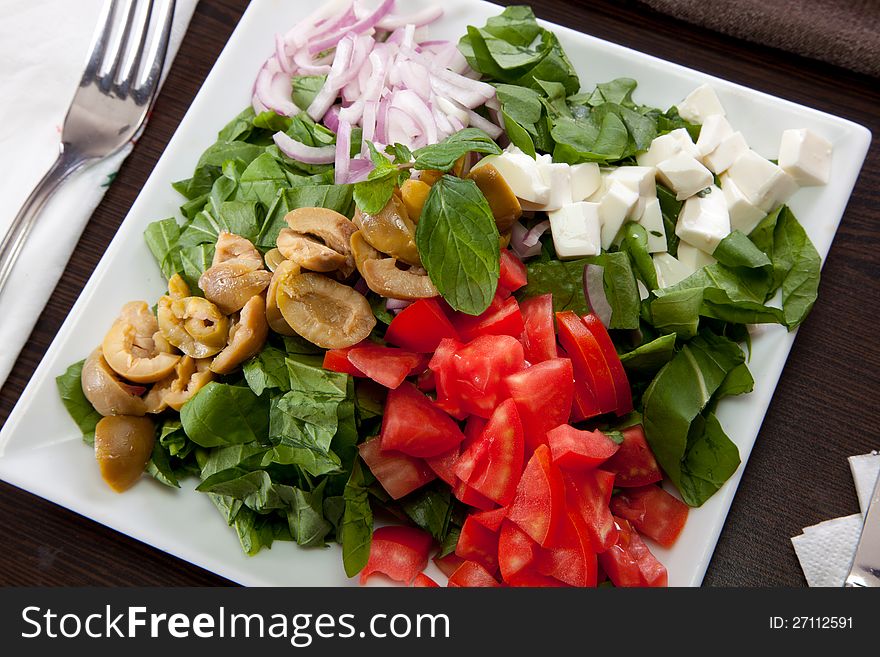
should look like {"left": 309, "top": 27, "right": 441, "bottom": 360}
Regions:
{"left": 386, "top": 105, "right": 422, "bottom": 149}
{"left": 523, "top": 219, "right": 550, "bottom": 247}
{"left": 255, "top": 58, "right": 299, "bottom": 117}
{"left": 376, "top": 6, "right": 443, "bottom": 31}
{"left": 290, "top": 1, "right": 355, "bottom": 49}
{"left": 466, "top": 108, "right": 503, "bottom": 139}
{"left": 431, "top": 101, "right": 455, "bottom": 138}
{"left": 399, "top": 61, "right": 432, "bottom": 100}
{"left": 484, "top": 95, "right": 501, "bottom": 111}
{"left": 341, "top": 158, "right": 375, "bottom": 184}
{"left": 335, "top": 119, "right": 353, "bottom": 183}
{"left": 375, "top": 96, "right": 390, "bottom": 144}
{"left": 509, "top": 222, "right": 541, "bottom": 259}
{"left": 307, "top": 33, "right": 357, "bottom": 120}
{"left": 292, "top": 47, "right": 332, "bottom": 75}
{"left": 363, "top": 47, "right": 391, "bottom": 101}
{"left": 402, "top": 24, "right": 416, "bottom": 50}
{"left": 275, "top": 34, "right": 294, "bottom": 75}
{"left": 308, "top": 0, "right": 395, "bottom": 55}
{"left": 274, "top": 131, "right": 336, "bottom": 163}
{"left": 361, "top": 99, "right": 378, "bottom": 146}
{"left": 390, "top": 89, "right": 437, "bottom": 148}
{"left": 323, "top": 104, "right": 342, "bottom": 132}
{"left": 584, "top": 264, "right": 612, "bottom": 328}
{"left": 386, "top": 297, "right": 413, "bottom": 311}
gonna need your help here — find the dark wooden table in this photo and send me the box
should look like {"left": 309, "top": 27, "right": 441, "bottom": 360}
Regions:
{"left": 1, "top": 0, "right": 877, "bottom": 587}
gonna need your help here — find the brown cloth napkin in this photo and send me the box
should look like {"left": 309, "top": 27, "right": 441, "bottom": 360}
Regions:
{"left": 638, "top": 0, "right": 880, "bottom": 77}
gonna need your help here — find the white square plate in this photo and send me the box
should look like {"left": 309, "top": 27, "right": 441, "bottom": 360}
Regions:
{"left": 0, "top": 0, "right": 870, "bottom": 586}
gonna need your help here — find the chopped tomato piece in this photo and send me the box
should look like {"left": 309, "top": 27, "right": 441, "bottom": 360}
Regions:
{"left": 432, "top": 552, "right": 464, "bottom": 578}
{"left": 456, "top": 514, "right": 501, "bottom": 574}
{"left": 347, "top": 343, "right": 422, "bottom": 389}
{"left": 556, "top": 311, "right": 617, "bottom": 415}
{"left": 535, "top": 513, "right": 598, "bottom": 587}
{"left": 430, "top": 335, "right": 525, "bottom": 418}
{"left": 569, "top": 375, "right": 602, "bottom": 422}
{"left": 547, "top": 425, "right": 620, "bottom": 470}
{"left": 453, "top": 398, "right": 524, "bottom": 505}
{"left": 380, "top": 382, "right": 465, "bottom": 457}
{"left": 385, "top": 298, "right": 460, "bottom": 353}
{"left": 504, "top": 358, "right": 574, "bottom": 457}
{"left": 416, "top": 368, "right": 435, "bottom": 392}
{"left": 498, "top": 520, "right": 539, "bottom": 583}
{"left": 598, "top": 517, "right": 667, "bottom": 587}
{"left": 471, "top": 507, "right": 507, "bottom": 532}
{"left": 563, "top": 469, "right": 618, "bottom": 552}
{"left": 519, "top": 294, "right": 557, "bottom": 364}
{"left": 323, "top": 345, "right": 366, "bottom": 377}
{"left": 413, "top": 573, "right": 440, "bottom": 587}
{"left": 358, "top": 437, "right": 436, "bottom": 500}
{"left": 453, "top": 478, "right": 498, "bottom": 511}
{"left": 424, "top": 447, "right": 459, "bottom": 486}
{"left": 508, "top": 444, "right": 566, "bottom": 547}
{"left": 507, "top": 569, "right": 567, "bottom": 587}
{"left": 447, "top": 560, "right": 501, "bottom": 587}
{"left": 581, "top": 313, "right": 633, "bottom": 415}
{"left": 360, "top": 526, "right": 433, "bottom": 585}
{"left": 453, "top": 296, "right": 525, "bottom": 343}
{"left": 610, "top": 485, "right": 689, "bottom": 547}
{"left": 602, "top": 425, "right": 663, "bottom": 487}
{"left": 499, "top": 249, "right": 528, "bottom": 292}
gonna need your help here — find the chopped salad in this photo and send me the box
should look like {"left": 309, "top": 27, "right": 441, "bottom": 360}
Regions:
{"left": 57, "top": 2, "right": 829, "bottom": 587}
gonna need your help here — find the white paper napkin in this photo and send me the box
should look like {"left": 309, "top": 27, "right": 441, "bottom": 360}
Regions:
{"left": 0, "top": 0, "right": 199, "bottom": 389}
{"left": 791, "top": 451, "right": 880, "bottom": 586}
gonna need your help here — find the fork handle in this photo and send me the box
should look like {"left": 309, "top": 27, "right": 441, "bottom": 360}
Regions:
{"left": 0, "top": 145, "right": 89, "bottom": 295}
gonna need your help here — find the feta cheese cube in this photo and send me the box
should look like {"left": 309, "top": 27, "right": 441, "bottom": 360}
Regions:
{"left": 653, "top": 253, "right": 696, "bottom": 289}
{"left": 548, "top": 202, "right": 602, "bottom": 258}
{"left": 656, "top": 153, "right": 714, "bottom": 200}
{"left": 639, "top": 198, "right": 668, "bottom": 253}
{"left": 696, "top": 115, "right": 734, "bottom": 157}
{"left": 677, "top": 84, "right": 725, "bottom": 124}
{"left": 599, "top": 180, "right": 639, "bottom": 249}
{"left": 675, "top": 185, "right": 730, "bottom": 253}
{"left": 726, "top": 150, "right": 798, "bottom": 212}
{"left": 537, "top": 161, "right": 573, "bottom": 211}
{"left": 607, "top": 165, "right": 656, "bottom": 219}
{"left": 720, "top": 173, "right": 766, "bottom": 235}
{"left": 702, "top": 131, "right": 749, "bottom": 174}
{"left": 778, "top": 128, "right": 832, "bottom": 186}
{"left": 570, "top": 162, "right": 602, "bottom": 201}
{"left": 636, "top": 128, "right": 699, "bottom": 167}
{"left": 677, "top": 241, "right": 717, "bottom": 271}
{"left": 473, "top": 148, "right": 550, "bottom": 205}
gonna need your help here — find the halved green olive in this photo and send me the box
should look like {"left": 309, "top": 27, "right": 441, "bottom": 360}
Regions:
{"left": 94, "top": 415, "right": 155, "bottom": 493}
{"left": 467, "top": 163, "right": 523, "bottom": 233}
{"left": 353, "top": 194, "right": 421, "bottom": 267}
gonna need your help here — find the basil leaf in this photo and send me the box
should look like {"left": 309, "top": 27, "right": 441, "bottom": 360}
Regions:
{"left": 287, "top": 482, "right": 332, "bottom": 547}
{"left": 416, "top": 175, "right": 500, "bottom": 315}
{"left": 56, "top": 360, "right": 102, "bottom": 445}
{"left": 594, "top": 251, "right": 640, "bottom": 330}
{"left": 341, "top": 459, "right": 373, "bottom": 577}
{"left": 181, "top": 382, "right": 270, "bottom": 448}
{"left": 146, "top": 441, "right": 181, "bottom": 488}
{"left": 641, "top": 332, "right": 744, "bottom": 506}
{"left": 679, "top": 412, "right": 741, "bottom": 507}
{"left": 400, "top": 483, "right": 454, "bottom": 542}
{"left": 413, "top": 128, "right": 502, "bottom": 171}
{"left": 501, "top": 110, "right": 537, "bottom": 158}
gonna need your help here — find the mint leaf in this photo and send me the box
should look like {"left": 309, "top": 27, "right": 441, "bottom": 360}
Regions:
{"left": 412, "top": 128, "right": 502, "bottom": 171}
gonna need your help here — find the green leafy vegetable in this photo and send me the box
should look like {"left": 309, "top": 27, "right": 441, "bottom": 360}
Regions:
{"left": 520, "top": 243, "right": 589, "bottom": 315}
{"left": 291, "top": 75, "right": 326, "bottom": 111}
{"left": 55, "top": 360, "right": 102, "bottom": 445}
{"left": 181, "top": 383, "right": 270, "bottom": 448}
{"left": 620, "top": 334, "right": 677, "bottom": 375}
{"left": 712, "top": 230, "right": 772, "bottom": 270}
{"left": 412, "top": 128, "right": 502, "bottom": 171}
{"left": 143, "top": 218, "right": 183, "bottom": 281}
{"left": 258, "top": 184, "right": 353, "bottom": 248}
{"left": 341, "top": 459, "right": 373, "bottom": 577}
{"left": 416, "top": 175, "right": 500, "bottom": 315}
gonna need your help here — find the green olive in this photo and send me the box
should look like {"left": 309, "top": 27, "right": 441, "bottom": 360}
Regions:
{"left": 94, "top": 415, "right": 156, "bottom": 493}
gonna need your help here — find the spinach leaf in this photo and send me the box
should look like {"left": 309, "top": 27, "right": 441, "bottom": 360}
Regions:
{"left": 258, "top": 184, "right": 354, "bottom": 248}
{"left": 649, "top": 287, "right": 703, "bottom": 339}
{"left": 252, "top": 110, "right": 293, "bottom": 133}
{"left": 55, "top": 360, "right": 102, "bottom": 445}
{"left": 146, "top": 441, "right": 180, "bottom": 488}
{"left": 713, "top": 230, "right": 772, "bottom": 270}
{"left": 656, "top": 184, "right": 682, "bottom": 256}
{"left": 400, "top": 484, "right": 454, "bottom": 542}
{"left": 501, "top": 110, "right": 537, "bottom": 157}
{"left": 620, "top": 333, "right": 677, "bottom": 376}
{"left": 236, "top": 152, "right": 289, "bottom": 207}
{"left": 291, "top": 75, "right": 327, "bottom": 111}
{"left": 482, "top": 5, "right": 543, "bottom": 45}
{"left": 200, "top": 442, "right": 269, "bottom": 480}
{"left": 179, "top": 243, "right": 214, "bottom": 293}
{"left": 495, "top": 84, "right": 544, "bottom": 126}
{"left": 416, "top": 175, "right": 500, "bottom": 315}
{"left": 412, "top": 128, "right": 502, "bottom": 171}
{"left": 242, "top": 345, "right": 291, "bottom": 396}
{"left": 521, "top": 251, "right": 589, "bottom": 316}
{"left": 287, "top": 482, "right": 332, "bottom": 547}
{"left": 143, "top": 218, "right": 183, "bottom": 281}
{"left": 217, "top": 107, "right": 257, "bottom": 142}
{"left": 341, "top": 459, "right": 373, "bottom": 577}
{"left": 678, "top": 412, "right": 741, "bottom": 507}
{"left": 594, "top": 252, "right": 640, "bottom": 330}
{"left": 181, "top": 382, "right": 270, "bottom": 448}
{"left": 196, "top": 140, "right": 263, "bottom": 170}
{"left": 178, "top": 201, "right": 263, "bottom": 248}
{"left": 715, "top": 363, "right": 755, "bottom": 400}
{"left": 641, "top": 332, "right": 744, "bottom": 506}
{"left": 748, "top": 205, "right": 820, "bottom": 329}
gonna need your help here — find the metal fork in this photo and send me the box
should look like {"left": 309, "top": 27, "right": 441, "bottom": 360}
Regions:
{"left": 0, "top": 0, "right": 176, "bottom": 294}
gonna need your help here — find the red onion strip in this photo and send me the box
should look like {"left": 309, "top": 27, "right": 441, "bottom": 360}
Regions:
{"left": 273, "top": 132, "right": 336, "bottom": 164}
{"left": 308, "top": 0, "right": 395, "bottom": 55}
{"left": 376, "top": 6, "right": 443, "bottom": 30}
{"left": 584, "top": 264, "right": 612, "bottom": 328}
{"left": 335, "top": 119, "right": 353, "bottom": 183}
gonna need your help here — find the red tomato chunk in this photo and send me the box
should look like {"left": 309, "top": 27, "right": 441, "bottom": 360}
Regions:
{"left": 360, "top": 526, "right": 434, "bottom": 585}
{"left": 453, "top": 296, "right": 525, "bottom": 343}
{"left": 447, "top": 560, "right": 501, "bottom": 587}
{"left": 358, "top": 437, "right": 435, "bottom": 500}
{"left": 609, "top": 485, "right": 689, "bottom": 548}
{"left": 518, "top": 294, "right": 557, "bottom": 364}
{"left": 504, "top": 358, "right": 574, "bottom": 457}
{"left": 385, "top": 298, "right": 460, "bottom": 353}
{"left": 508, "top": 444, "right": 566, "bottom": 547}
{"left": 598, "top": 517, "right": 667, "bottom": 587}
{"left": 602, "top": 425, "right": 663, "bottom": 487}
{"left": 347, "top": 343, "right": 422, "bottom": 389}
{"left": 547, "top": 425, "right": 619, "bottom": 470}
{"left": 380, "top": 382, "right": 465, "bottom": 457}
{"left": 413, "top": 573, "right": 440, "bottom": 587}
{"left": 499, "top": 249, "right": 528, "bottom": 292}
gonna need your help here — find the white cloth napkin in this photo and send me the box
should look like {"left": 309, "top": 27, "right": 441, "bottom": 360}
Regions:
{"left": 791, "top": 451, "right": 880, "bottom": 587}
{"left": 0, "top": 0, "right": 198, "bottom": 389}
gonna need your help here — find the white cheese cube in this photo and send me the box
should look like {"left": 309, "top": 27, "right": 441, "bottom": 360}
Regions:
{"left": 636, "top": 128, "right": 699, "bottom": 167}
{"left": 536, "top": 161, "right": 573, "bottom": 211}
{"left": 598, "top": 180, "right": 639, "bottom": 249}
{"left": 726, "top": 150, "right": 798, "bottom": 212}
{"left": 570, "top": 162, "right": 602, "bottom": 201}
{"left": 656, "top": 153, "right": 714, "bottom": 200}
{"left": 778, "top": 128, "right": 832, "bottom": 186}
{"left": 653, "top": 253, "right": 696, "bottom": 289}
{"left": 548, "top": 202, "right": 602, "bottom": 258}
{"left": 608, "top": 165, "right": 656, "bottom": 220}
{"left": 696, "top": 115, "right": 734, "bottom": 157}
{"left": 675, "top": 185, "right": 730, "bottom": 253}
{"left": 638, "top": 198, "right": 668, "bottom": 253}
{"left": 677, "top": 241, "right": 717, "bottom": 271}
{"left": 720, "top": 173, "right": 766, "bottom": 235}
{"left": 473, "top": 148, "right": 550, "bottom": 205}
{"left": 677, "top": 84, "right": 726, "bottom": 124}
{"left": 702, "top": 131, "right": 749, "bottom": 174}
